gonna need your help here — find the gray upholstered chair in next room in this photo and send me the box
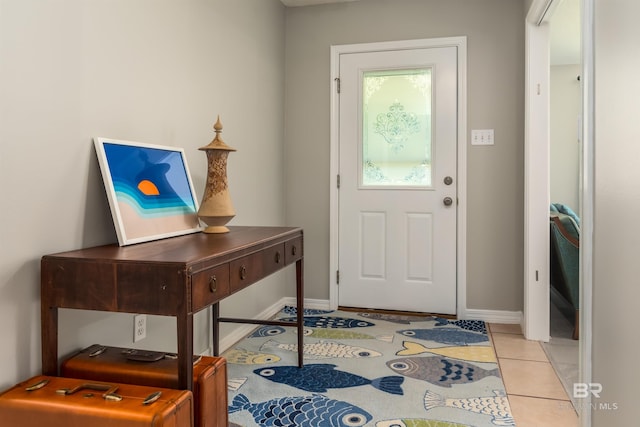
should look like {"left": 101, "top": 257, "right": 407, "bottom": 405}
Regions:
{"left": 549, "top": 203, "right": 580, "bottom": 340}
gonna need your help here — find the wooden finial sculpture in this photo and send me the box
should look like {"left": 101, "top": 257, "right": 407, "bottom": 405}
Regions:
{"left": 197, "top": 116, "right": 237, "bottom": 233}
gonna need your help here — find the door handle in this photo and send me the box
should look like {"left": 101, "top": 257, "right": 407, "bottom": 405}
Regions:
{"left": 443, "top": 197, "right": 454, "bottom": 206}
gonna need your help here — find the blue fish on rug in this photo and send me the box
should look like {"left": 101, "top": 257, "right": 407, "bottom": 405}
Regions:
{"left": 424, "top": 390, "right": 515, "bottom": 426}
{"left": 248, "top": 325, "right": 286, "bottom": 338}
{"left": 386, "top": 357, "right": 499, "bottom": 387}
{"left": 254, "top": 363, "right": 404, "bottom": 395}
{"left": 261, "top": 339, "right": 382, "bottom": 359}
{"left": 358, "top": 312, "right": 431, "bottom": 324}
{"left": 432, "top": 317, "right": 487, "bottom": 334}
{"left": 398, "top": 327, "right": 489, "bottom": 345}
{"left": 280, "top": 316, "right": 375, "bottom": 329}
{"left": 282, "top": 305, "right": 334, "bottom": 316}
{"left": 229, "top": 393, "right": 372, "bottom": 427}
{"left": 377, "top": 420, "right": 471, "bottom": 427}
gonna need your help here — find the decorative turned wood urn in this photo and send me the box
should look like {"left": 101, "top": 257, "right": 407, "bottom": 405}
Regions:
{"left": 197, "top": 116, "right": 236, "bottom": 233}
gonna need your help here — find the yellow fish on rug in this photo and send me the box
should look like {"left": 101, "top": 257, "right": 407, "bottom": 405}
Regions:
{"left": 397, "top": 341, "right": 496, "bottom": 363}
{"left": 224, "top": 348, "right": 281, "bottom": 364}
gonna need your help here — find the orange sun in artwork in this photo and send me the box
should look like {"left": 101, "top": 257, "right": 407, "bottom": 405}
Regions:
{"left": 137, "top": 180, "right": 160, "bottom": 196}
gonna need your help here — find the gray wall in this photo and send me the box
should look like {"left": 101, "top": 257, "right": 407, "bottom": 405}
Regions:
{"left": 284, "top": 0, "right": 525, "bottom": 311}
{"left": 0, "top": 0, "right": 286, "bottom": 390}
{"left": 524, "top": 0, "right": 535, "bottom": 15}
{"left": 593, "top": 0, "right": 640, "bottom": 423}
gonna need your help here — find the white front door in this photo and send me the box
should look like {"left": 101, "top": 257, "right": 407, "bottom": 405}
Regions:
{"left": 337, "top": 46, "right": 458, "bottom": 314}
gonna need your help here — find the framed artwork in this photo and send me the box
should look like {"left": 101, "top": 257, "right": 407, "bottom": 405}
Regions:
{"left": 94, "top": 137, "right": 201, "bottom": 246}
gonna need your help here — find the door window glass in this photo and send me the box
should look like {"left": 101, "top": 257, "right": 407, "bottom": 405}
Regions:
{"left": 361, "top": 68, "right": 433, "bottom": 187}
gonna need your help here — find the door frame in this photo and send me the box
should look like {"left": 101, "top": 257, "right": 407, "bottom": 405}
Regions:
{"left": 329, "top": 37, "right": 468, "bottom": 316}
{"left": 523, "top": 3, "right": 552, "bottom": 343}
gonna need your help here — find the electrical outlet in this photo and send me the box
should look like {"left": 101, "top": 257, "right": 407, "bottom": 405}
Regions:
{"left": 133, "top": 314, "right": 147, "bottom": 342}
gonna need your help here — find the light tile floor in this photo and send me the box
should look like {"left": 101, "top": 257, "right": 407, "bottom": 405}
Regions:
{"left": 489, "top": 323, "right": 579, "bottom": 427}
{"left": 542, "top": 291, "right": 580, "bottom": 408}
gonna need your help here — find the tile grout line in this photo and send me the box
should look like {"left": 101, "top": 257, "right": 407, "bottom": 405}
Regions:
{"left": 507, "top": 393, "right": 572, "bottom": 403}
{"left": 498, "top": 356, "right": 552, "bottom": 363}
{"left": 508, "top": 393, "right": 580, "bottom": 418}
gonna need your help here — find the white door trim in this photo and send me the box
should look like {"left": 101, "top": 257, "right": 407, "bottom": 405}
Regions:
{"left": 523, "top": 12, "right": 551, "bottom": 342}
{"left": 329, "top": 37, "right": 467, "bottom": 317}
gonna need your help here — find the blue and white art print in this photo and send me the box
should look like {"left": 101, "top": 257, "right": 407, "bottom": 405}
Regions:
{"left": 94, "top": 138, "right": 201, "bottom": 246}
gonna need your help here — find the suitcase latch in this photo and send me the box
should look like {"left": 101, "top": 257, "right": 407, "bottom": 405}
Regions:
{"left": 143, "top": 391, "right": 162, "bottom": 405}
{"left": 25, "top": 379, "right": 49, "bottom": 392}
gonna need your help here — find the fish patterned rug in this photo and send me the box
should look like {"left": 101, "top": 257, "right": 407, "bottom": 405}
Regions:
{"left": 223, "top": 307, "right": 515, "bottom": 427}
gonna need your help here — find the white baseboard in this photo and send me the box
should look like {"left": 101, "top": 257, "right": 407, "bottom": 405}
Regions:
{"left": 461, "top": 308, "right": 523, "bottom": 325}
{"left": 281, "top": 297, "right": 331, "bottom": 311}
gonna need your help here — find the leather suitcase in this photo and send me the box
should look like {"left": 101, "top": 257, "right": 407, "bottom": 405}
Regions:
{"left": 0, "top": 375, "right": 192, "bottom": 427}
{"left": 61, "top": 344, "right": 228, "bottom": 427}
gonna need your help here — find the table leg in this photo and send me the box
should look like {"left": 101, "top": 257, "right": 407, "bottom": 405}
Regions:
{"left": 212, "top": 303, "right": 220, "bottom": 356}
{"left": 296, "top": 258, "right": 304, "bottom": 368}
{"left": 176, "top": 313, "right": 194, "bottom": 391}
{"left": 41, "top": 305, "right": 58, "bottom": 376}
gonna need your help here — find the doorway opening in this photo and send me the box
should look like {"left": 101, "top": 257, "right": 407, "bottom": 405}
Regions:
{"left": 525, "top": 0, "right": 593, "bottom": 425}
{"left": 543, "top": 0, "right": 582, "bottom": 407}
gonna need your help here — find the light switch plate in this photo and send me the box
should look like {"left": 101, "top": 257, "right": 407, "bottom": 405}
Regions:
{"left": 471, "top": 129, "right": 494, "bottom": 145}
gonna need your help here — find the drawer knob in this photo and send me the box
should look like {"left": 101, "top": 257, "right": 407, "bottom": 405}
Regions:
{"left": 291, "top": 245, "right": 297, "bottom": 256}
{"left": 275, "top": 251, "right": 281, "bottom": 264}
{"left": 209, "top": 275, "right": 217, "bottom": 293}
{"left": 240, "top": 265, "right": 247, "bottom": 280}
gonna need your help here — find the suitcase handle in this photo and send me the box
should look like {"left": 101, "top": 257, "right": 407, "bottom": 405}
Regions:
{"left": 56, "top": 382, "right": 123, "bottom": 402}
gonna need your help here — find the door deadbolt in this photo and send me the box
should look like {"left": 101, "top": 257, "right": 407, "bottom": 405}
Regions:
{"left": 444, "top": 176, "right": 453, "bottom": 185}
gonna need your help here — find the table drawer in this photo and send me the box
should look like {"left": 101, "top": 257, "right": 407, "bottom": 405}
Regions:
{"left": 116, "top": 265, "right": 185, "bottom": 315}
{"left": 230, "top": 244, "right": 284, "bottom": 292}
{"left": 285, "top": 236, "right": 303, "bottom": 265}
{"left": 192, "top": 264, "right": 230, "bottom": 311}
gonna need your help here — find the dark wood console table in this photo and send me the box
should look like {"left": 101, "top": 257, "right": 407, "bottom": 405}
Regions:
{"left": 41, "top": 226, "right": 304, "bottom": 390}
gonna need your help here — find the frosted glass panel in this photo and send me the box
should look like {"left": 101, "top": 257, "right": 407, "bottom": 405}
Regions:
{"left": 362, "top": 69, "right": 432, "bottom": 187}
